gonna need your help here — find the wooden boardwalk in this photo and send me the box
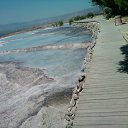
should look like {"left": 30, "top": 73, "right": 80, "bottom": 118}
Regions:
{"left": 73, "top": 18, "right": 128, "bottom": 128}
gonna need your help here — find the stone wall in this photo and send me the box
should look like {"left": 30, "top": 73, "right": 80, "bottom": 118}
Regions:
{"left": 64, "top": 21, "right": 100, "bottom": 128}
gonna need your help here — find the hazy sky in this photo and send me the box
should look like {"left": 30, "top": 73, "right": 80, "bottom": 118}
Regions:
{"left": 0, "top": 0, "right": 92, "bottom": 24}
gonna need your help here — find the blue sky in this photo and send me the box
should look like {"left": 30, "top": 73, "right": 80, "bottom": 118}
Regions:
{"left": 0, "top": 0, "right": 92, "bottom": 24}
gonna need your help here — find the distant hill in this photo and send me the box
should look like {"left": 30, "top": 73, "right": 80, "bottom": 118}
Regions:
{"left": 0, "top": 6, "right": 102, "bottom": 38}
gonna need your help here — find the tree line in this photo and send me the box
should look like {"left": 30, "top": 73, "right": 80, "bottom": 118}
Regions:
{"left": 69, "top": 12, "right": 95, "bottom": 25}
{"left": 52, "top": 21, "right": 64, "bottom": 27}
{"left": 91, "top": 0, "right": 128, "bottom": 16}
{"left": 52, "top": 12, "right": 95, "bottom": 27}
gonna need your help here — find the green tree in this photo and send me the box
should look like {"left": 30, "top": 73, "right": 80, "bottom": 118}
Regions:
{"left": 69, "top": 19, "right": 74, "bottom": 25}
{"left": 55, "top": 22, "right": 58, "bottom": 27}
{"left": 58, "top": 21, "right": 64, "bottom": 26}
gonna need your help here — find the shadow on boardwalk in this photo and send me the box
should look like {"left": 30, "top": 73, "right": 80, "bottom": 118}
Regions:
{"left": 118, "top": 44, "right": 128, "bottom": 73}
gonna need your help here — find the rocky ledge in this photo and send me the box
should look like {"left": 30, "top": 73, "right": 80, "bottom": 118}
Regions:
{"left": 0, "top": 62, "right": 71, "bottom": 128}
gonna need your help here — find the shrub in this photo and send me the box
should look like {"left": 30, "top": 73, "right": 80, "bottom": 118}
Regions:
{"left": 74, "top": 16, "right": 81, "bottom": 21}
{"left": 87, "top": 12, "right": 94, "bottom": 18}
{"left": 104, "top": 7, "right": 113, "bottom": 19}
{"left": 58, "top": 21, "right": 63, "bottom": 26}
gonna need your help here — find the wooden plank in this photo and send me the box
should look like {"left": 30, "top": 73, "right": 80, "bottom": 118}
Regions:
{"left": 73, "top": 17, "right": 128, "bottom": 128}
